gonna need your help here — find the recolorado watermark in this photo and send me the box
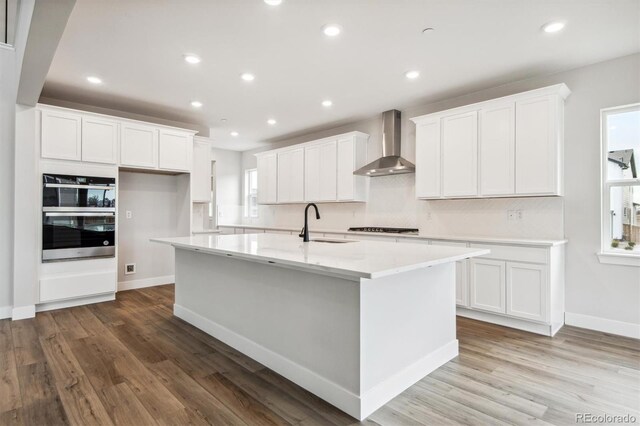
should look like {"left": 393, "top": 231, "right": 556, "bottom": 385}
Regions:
{"left": 576, "top": 413, "right": 637, "bottom": 424}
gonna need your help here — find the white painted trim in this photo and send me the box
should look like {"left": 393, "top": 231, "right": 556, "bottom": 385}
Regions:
{"left": 457, "top": 307, "right": 556, "bottom": 336}
{"left": 12, "top": 305, "right": 36, "bottom": 321}
{"left": 0, "top": 306, "right": 12, "bottom": 320}
{"left": 359, "top": 340, "right": 458, "bottom": 419}
{"left": 118, "top": 275, "right": 175, "bottom": 291}
{"left": 175, "top": 304, "right": 362, "bottom": 417}
{"left": 0, "top": 43, "right": 15, "bottom": 51}
{"left": 596, "top": 252, "right": 640, "bottom": 267}
{"left": 565, "top": 312, "right": 640, "bottom": 339}
{"left": 36, "top": 293, "right": 115, "bottom": 313}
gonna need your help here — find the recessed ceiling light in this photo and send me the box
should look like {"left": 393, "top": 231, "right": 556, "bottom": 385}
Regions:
{"left": 322, "top": 24, "right": 342, "bottom": 37}
{"left": 322, "top": 100, "right": 333, "bottom": 107}
{"left": 267, "top": 119, "right": 277, "bottom": 125}
{"left": 221, "top": 118, "right": 228, "bottom": 123}
{"left": 190, "top": 101, "right": 203, "bottom": 108}
{"left": 264, "top": 0, "right": 282, "bottom": 5}
{"left": 86, "top": 76, "right": 103, "bottom": 85}
{"left": 541, "top": 21, "right": 565, "bottom": 33}
{"left": 183, "top": 54, "right": 201, "bottom": 64}
{"left": 241, "top": 73, "right": 255, "bottom": 81}
{"left": 230, "top": 131, "right": 239, "bottom": 137}
{"left": 405, "top": 70, "right": 420, "bottom": 79}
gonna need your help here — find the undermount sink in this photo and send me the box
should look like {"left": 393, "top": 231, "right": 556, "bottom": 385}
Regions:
{"left": 311, "top": 238, "right": 357, "bottom": 244}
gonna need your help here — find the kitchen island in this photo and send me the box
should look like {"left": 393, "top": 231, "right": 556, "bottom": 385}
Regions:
{"left": 151, "top": 233, "right": 488, "bottom": 420}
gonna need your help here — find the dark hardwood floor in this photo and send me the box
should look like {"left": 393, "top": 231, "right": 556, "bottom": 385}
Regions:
{"left": 0, "top": 284, "right": 638, "bottom": 425}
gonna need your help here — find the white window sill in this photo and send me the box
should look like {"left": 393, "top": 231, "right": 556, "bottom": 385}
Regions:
{"left": 597, "top": 252, "right": 640, "bottom": 267}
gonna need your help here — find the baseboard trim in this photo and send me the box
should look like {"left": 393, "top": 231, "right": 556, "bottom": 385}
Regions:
{"left": 37, "top": 293, "right": 116, "bottom": 313}
{"left": 0, "top": 306, "right": 12, "bottom": 320}
{"left": 456, "top": 307, "right": 555, "bottom": 336}
{"left": 565, "top": 312, "right": 640, "bottom": 339}
{"left": 118, "top": 275, "right": 175, "bottom": 291}
{"left": 12, "top": 305, "right": 36, "bottom": 320}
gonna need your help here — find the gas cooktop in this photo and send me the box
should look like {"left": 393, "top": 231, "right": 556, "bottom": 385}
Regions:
{"left": 348, "top": 227, "right": 419, "bottom": 234}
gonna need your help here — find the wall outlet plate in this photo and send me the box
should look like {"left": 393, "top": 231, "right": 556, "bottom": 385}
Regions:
{"left": 125, "top": 263, "right": 136, "bottom": 275}
{"left": 126, "top": 210, "right": 133, "bottom": 219}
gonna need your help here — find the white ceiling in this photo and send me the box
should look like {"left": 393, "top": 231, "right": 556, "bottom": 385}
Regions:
{"left": 43, "top": 0, "right": 640, "bottom": 151}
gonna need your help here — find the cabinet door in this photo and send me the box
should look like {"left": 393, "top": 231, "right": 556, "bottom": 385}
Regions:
{"left": 192, "top": 140, "right": 211, "bottom": 202}
{"left": 470, "top": 258, "right": 506, "bottom": 313}
{"left": 479, "top": 103, "right": 515, "bottom": 195}
{"left": 82, "top": 117, "right": 118, "bottom": 164}
{"left": 257, "top": 154, "right": 277, "bottom": 204}
{"left": 337, "top": 137, "right": 355, "bottom": 200}
{"left": 515, "top": 95, "right": 559, "bottom": 195}
{"left": 277, "top": 152, "right": 290, "bottom": 203}
{"left": 415, "top": 120, "right": 441, "bottom": 198}
{"left": 120, "top": 123, "right": 158, "bottom": 168}
{"left": 41, "top": 110, "right": 82, "bottom": 161}
{"left": 305, "top": 141, "right": 337, "bottom": 202}
{"left": 432, "top": 241, "right": 468, "bottom": 306}
{"left": 159, "top": 130, "right": 192, "bottom": 171}
{"left": 442, "top": 111, "right": 478, "bottom": 197}
{"left": 278, "top": 148, "right": 304, "bottom": 203}
{"left": 506, "top": 262, "right": 547, "bottom": 322}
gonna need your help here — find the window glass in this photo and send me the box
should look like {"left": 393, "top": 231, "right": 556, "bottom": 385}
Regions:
{"left": 606, "top": 110, "right": 640, "bottom": 181}
{"left": 608, "top": 185, "right": 640, "bottom": 252}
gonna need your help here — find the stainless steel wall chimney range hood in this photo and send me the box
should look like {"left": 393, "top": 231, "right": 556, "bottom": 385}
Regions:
{"left": 354, "top": 109, "right": 415, "bottom": 177}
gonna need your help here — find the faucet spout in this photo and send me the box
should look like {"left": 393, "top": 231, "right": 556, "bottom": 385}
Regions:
{"left": 302, "top": 203, "right": 321, "bottom": 242}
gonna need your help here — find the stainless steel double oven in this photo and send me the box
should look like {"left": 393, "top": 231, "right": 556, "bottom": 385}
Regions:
{"left": 42, "top": 174, "right": 116, "bottom": 262}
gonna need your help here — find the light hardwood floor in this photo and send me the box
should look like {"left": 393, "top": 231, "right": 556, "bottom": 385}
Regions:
{"left": 0, "top": 284, "right": 638, "bottom": 425}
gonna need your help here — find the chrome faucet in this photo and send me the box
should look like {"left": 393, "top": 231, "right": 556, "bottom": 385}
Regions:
{"left": 299, "top": 203, "right": 321, "bottom": 242}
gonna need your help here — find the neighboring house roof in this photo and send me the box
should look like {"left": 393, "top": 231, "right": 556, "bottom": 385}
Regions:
{"left": 608, "top": 149, "right": 637, "bottom": 178}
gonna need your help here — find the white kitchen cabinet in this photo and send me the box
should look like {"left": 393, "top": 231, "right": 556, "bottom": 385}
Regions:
{"left": 81, "top": 116, "right": 118, "bottom": 164}
{"left": 305, "top": 140, "right": 337, "bottom": 202}
{"left": 159, "top": 129, "right": 192, "bottom": 172}
{"left": 442, "top": 111, "right": 478, "bottom": 197}
{"left": 336, "top": 134, "right": 367, "bottom": 202}
{"left": 257, "top": 153, "right": 278, "bottom": 204}
{"left": 506, "top": 262, "right": 547, "bottom": 322}
{"left": 515, "top": 94, "right": 561, "bottom": 195}
{"left": 192, "top": 138, "right": 212, "bottom": 203}
{"left": 479, "top": 103, "right": 515, "bottom": 196}
{"left": 415, "top": 120, "right": 441, "bottom": 198}
{"left": 411, "top": 84, "right": 569, "bottom": 200}
{"left": 41, "top": 109, "right": 82, "bottom": 161}
{"left": 469, "top": 258, "right": 506, "bottom": 314}
{"left": 431, "top": 240, "right": 469, "bottom": 307}
{"left": 120, "top": 122, "right": 158, "bottom": 169}
{"left": 277, "top": 148, "right": 305, "bottom": 203}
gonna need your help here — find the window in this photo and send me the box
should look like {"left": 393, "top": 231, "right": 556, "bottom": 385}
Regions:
{"left": 244, "top": 168, "right": 258, "bottom": 218}
{"left": 600, "top": 104, "right": 640, "bottom": 264}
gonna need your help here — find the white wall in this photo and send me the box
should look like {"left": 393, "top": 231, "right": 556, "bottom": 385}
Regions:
{"left": 212, "top": 147, "right": 243, "bottom": 225}
{"left": 242, "top": 53, "right": 640, "bottom": 331}
{"left": 117, "top": 171, "right": 180, "bottom": 285}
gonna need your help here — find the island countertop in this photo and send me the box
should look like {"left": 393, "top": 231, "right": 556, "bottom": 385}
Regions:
{"left": 151, "top": 233, "right": 489, "bottom": 280}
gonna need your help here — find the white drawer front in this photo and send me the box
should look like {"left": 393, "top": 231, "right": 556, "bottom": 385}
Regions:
{"left": 470, "top": 243, "right": 547, "bottom": 263}
{"left": 40, "top": 270, "right": 116, "bottom": 303}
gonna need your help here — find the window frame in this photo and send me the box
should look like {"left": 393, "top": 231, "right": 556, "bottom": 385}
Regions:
{"left": 243, "top": 168, "right": 259, "bottom": 219}
{"left": 599, "top": 103, "right": 640, "bottom": 266}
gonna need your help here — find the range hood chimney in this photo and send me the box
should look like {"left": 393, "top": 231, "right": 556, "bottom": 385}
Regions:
{"left": 353, "top": 109, "right": 415, "bottom": 177}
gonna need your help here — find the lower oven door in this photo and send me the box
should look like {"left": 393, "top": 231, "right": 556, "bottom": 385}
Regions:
{"left": 42, "top": 211, "right": 116, "bottom": 261}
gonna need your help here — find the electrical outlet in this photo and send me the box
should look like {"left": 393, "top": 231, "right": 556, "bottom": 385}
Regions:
{"left": 516, "top": 210, "right": 523, "bottom": 220}
{"left": 125, "top": 263, "right": 136, "bottom": 275}
{"left": 126, "top": 210, "right": 133, "bottom": 219}
{"left": 507, "top": 210, "right": 516, "bottom": 221}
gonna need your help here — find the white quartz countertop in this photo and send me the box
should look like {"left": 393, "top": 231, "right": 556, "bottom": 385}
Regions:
{"left": 151, "top": 233, "right": 489, "bottom": 280}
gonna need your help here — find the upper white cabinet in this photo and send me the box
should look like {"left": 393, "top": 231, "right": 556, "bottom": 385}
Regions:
{"left": 82, "top": 116, "right": 119, "bottom": 164}
{"left": 120, "top": 122, "right": 158, "bottom": 169}
{"left": 159, "top": 130, "right": 192, "bottom": 172}
{"left": 411, "top": 84, "right": 570, "bottom": 200}
{"left": 442, "top": 111, "right": 478, "bottom": 197}
{"left": 192, "top": 138, "right": 212, "bottom": 203}
{"left": 39, "top": 105, "right": 196, "bottom": 173}
{"left": 255, "top": 131, "right": 368, "bottom": 205}
{"left": 415, "top": 120, "right": 441, "bottom": 198}
{"left": 305, "top": 140, "right": 337, "bottom": 202}
{"left": 277, "top": 148, "right": 305, "bottom": 203}
{"left": 479, "top": 103, "right": 515, "bottom": 196}
{"left": 257, "top": 153, "right": 278, "bottom": 204}
{"left": 515, "top": 95, "right": 562, "bottom": 195}
{"left": 41, "top": 109, "right": 82, "bottom": 161}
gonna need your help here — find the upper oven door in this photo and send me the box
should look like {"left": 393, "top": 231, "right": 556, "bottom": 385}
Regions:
{"left": 42, "top": 174, "right": 116, "bottom": 209}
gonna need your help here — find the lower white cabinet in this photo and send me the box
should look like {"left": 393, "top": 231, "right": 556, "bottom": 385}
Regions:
{"left": 469, "top": 258, "right": 506, "bottom": 314}
{"left": 506, "top": 262, "right": 547, "bottom": 322}
{"left": 120, "top": 122, "right": 158, "bottom": 168}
